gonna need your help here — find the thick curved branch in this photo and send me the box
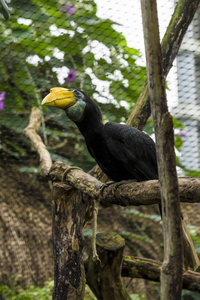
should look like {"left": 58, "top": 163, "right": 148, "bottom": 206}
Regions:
{"left": 122, "top": 257, "right": 200, "bottom": 293}
{"left": 49, "top": 162, "right": 200, "bottom": 206}
{"left": 23, "top": 107, "right": 52, "bottom": 175}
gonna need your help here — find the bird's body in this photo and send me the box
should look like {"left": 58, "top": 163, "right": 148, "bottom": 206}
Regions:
{"left": 81, "top": 121, "right": 158, "bottom": 182}
{"left": 63, "top": 89, "right": 158, "bottom": 182}
{"left": 42, "top": 87, "right": 199, "bottom": 271}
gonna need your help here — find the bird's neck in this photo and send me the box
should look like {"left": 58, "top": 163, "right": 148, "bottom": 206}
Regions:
{"left": 75, "top": 114, "right": 104, "bottom": 141}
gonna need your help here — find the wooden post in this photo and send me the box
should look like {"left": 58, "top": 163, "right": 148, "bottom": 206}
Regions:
{"left": 140, "top": 0, "right": 183, "bottom": 299}
{"left": 85, "top": 232, "right": 131, "bottom": 300}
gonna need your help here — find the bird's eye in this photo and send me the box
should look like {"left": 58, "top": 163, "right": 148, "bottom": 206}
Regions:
{"left": 73, "top": 90, "right": 80, "bottom": 96}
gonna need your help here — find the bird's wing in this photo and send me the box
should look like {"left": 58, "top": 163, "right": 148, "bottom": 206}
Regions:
{"left": 103, "top": 122, "right": 158, "bottom": 181}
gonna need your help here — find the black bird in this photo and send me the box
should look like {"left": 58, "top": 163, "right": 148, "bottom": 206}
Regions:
{"left": 42, "top": 88, "right": 158, "bottom": 182}
{"left": 42, "top": 87, "right": 199, "bottom": 270}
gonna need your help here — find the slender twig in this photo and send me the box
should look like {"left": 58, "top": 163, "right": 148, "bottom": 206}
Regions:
{"left": 92, "top": 201, "right": 100, "bottom": 262}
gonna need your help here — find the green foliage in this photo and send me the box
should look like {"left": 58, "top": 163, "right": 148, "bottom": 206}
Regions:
{"left": 0, "top": 279, "right": 53, "bottom": 300}
{"left": 0, "top": 0, "right": 146, "bottom": 169}
{"left": 18, "top": 166, "right": 41, "bottom": 173}
{"left": 187, "top": 226, "right": 200, "bottom": 254}
{"left": 83, "top": 228, "right": 97, "bottom": 237}
{"left": 127, "top": 208, "right": 161, "bottom": 222}
{"left": 119, "top": 230, "right": 153, "bottom": 243}
{"left": 0, "top": 281, "right": 98, "bottom": 300}
{"left": 130, "top": 294, "right": 146, "bottom": 300}
{"left": 0, "top": 0, "right": 189, "bottom": 177}
{"left": 182, "top": 290, "right": 200, "bottom": 300}
{"left": 84, "top": 285, "right": 97, "bottom": 300}
{"left": 183, "top": 169, "right": 200, "bottom": 178}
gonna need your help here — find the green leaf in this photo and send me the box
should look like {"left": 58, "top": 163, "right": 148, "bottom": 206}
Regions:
{"left": 77, "top": 18, "right": 124, "bottom": 49}
{"left": 4, "top": 139, "right": 27, "bottom": 156}
{"left": 174, "top": 135, "right": 183, "bottom": 151}
{"left": 19, "top": 166, "right": 41, "bottom": 174}
{"left": 82, "top": 229, "right": 97, "bottom": 237}
{"left": 50, "top": 152, "right": 72, "bottom": 164}
{"left": 11, "top": 23, "right": 33, "bottom": 39}
{"left": 52, "top": 32, "right": 88, "bottom": 56}
{"left": 0, "top": 114, "right": 28, "bottom": 133}
{"left": 127, "top": 208, "right": 161, "bottom": 222}
{"left": 173, "top": 117, "right": 184, "bottom": 129}
{"left": 119, "top": 230, "right": 153, "bottom": 243}
{"left": 93, "top": 64, "right": 110, "bottom": 81}
{"left": 184, "top": 169, "right": 200, "bottom": 177}
{"left": 85, "top": 52, "right": 95, "bottom": 68}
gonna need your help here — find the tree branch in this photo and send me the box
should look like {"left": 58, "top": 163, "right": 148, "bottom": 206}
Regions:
{"left": 23, "top": 107, "right": 52, "bottom": 176}
{"left": 122, "top": 257, "right": 200, "bottom": 293}
{"left": 49, "top": 161, "right": 200, "bottom": 206}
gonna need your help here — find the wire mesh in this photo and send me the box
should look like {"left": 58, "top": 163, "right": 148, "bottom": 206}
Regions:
{"left": 0, "top": 0, "right": 200, "bottom": 298}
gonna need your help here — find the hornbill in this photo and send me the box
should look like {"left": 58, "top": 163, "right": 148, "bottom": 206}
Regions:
{"left": 42, "top": 87, "right": 199, "bottom": 271}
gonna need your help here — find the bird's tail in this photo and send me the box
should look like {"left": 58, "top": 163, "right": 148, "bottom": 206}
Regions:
{"left": 182, "top": 218, "right": 200, "bottom": 271}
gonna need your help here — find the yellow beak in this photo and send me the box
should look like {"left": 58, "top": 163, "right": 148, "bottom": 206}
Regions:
{"left": 41, "top": 87, "right": 76, "bottom": 109}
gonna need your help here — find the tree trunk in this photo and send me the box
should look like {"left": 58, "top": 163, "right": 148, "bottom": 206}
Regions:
{"left": 51, "top": 181, "right": 86, "bottom": 300}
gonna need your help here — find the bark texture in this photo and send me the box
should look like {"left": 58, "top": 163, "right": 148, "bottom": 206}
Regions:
{"left": 51, "top": 183, "right": 86, "bottom": 300}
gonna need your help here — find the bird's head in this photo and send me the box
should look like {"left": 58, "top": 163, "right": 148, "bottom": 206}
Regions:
{"left": 41, "top": 87, "right": 88, "bottom": 122}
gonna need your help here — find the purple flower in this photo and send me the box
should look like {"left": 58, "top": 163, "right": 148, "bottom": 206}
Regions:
{"left": 0, "top": 91, "right": 6, "bottom": 110}
{"left": 66, "top": 69, "right": 77, "bottom": 83}
{"left": 60, "top": 4, "right": 75, "bottom": 16}
{"left": 177, "top": 132, "right": 187, "bottom": 139}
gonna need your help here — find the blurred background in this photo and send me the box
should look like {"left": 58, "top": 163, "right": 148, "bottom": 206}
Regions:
{"left": 0, "top": 0, "right": 200, "bottom": 299}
